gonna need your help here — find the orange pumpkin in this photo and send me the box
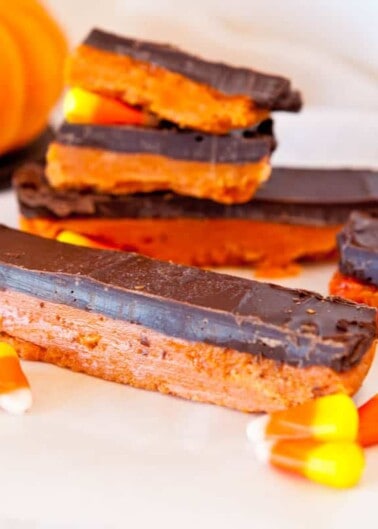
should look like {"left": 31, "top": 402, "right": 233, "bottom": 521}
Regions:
{"left": 0, "top": 0, "right": 67, "bottom": 155}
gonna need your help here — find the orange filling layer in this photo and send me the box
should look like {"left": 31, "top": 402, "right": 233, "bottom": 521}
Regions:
{"left": 330, "top": 272, "right": 378, "bottom": 313}
{"left": 46, "top": 143, "right": 271, "bottom": 204}
{"left": 66, "top": 44, "right": 270, "bottom": 134}
{"left": 0, "top": 290, "right": 374, "bottom": 413}
{"left": 20, "top": 217, "right": 341, "bottom": 275}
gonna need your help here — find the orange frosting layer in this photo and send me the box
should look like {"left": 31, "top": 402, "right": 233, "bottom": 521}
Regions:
{"left": 46, "top": 143, "right": 271, "bottom": 204}
{"left": 66, "top": 44, "right": 270, "bottom": 134}
{"left": 0, "top": 290, "right": 374, "bottom": 413}
{"left": 20, "top": 216, "right": 341, "bottom": 275}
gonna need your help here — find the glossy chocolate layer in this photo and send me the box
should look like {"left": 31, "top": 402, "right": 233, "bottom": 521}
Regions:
{"left": 15, "top": 164, "right": 378, "bottom": 226}
{"left": 0, "top": 224, "right": 375, "bottom": 371}
{"left": 84, "top": 29, "right": 302, "bottom": 111}
{"left": 0, "top": 128, "right": 53, "bottom": 190}
{"left": 55, "top": 120, "right": 275, "bottom": 163}
{"left": 338, "top": 211, "right": 378, "bottom": 287}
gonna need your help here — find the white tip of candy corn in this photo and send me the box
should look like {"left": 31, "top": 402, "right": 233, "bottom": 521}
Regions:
{"left": 246, "top": 415, "right": 269, "bottom": 444}
{"left": 253, "top": 441, "right": 272, "bottom": 464}
{"left": 253, "top": 441, "right": 273, "bottom": 464}
{"left": 0, "top": 388, "right": 32, "bottom": 415}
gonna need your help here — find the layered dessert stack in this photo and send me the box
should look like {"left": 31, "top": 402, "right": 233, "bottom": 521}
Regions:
{"left": 49, "top": 28, "right": 299, "bottom": 203}
{"left": 15, "top": 28, "right": 306, "bottom": 269}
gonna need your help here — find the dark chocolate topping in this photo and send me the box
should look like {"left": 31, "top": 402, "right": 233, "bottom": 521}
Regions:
{"left": 338, "top": 211, "right": 378, "bottom": 287}
{"left": 258, "top": 167, "right": 378, "bottom": 204}
{"left": 14, "top": 164, "right": 378, "bottom": 226}
{"left": 56, "top": 121, "right": 275, "bottom": 163}
{"left": 84, "top": 29, "right": 302, "bottom": 112}
{"left": 0, "top": 128, "right": 53, "bottom": 191}
{"left": 0, "top": 225, "right": 375, "bottom": 371}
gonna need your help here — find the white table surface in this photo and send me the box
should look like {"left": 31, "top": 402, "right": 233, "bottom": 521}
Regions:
{"left": 0, "top": 109, "right": 377, "bottom": 529}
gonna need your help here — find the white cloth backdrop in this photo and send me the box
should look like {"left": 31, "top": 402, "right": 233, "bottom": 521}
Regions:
{"left": 46, "top": 0, "right": 378, "bottom": 109}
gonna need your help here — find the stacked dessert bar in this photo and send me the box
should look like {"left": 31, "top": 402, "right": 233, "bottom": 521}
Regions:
{"left": 47, "top": 27, "right": 292, "bottom": 202}
{"left": 14, "top": 28, "right": 307, "bottom": 269}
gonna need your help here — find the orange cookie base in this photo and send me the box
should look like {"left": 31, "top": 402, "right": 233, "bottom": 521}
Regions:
{"left": 46, "top": 143, "right": 270, "bottom": 204}
{"left": 330, "top": 272, "right": 378, "bottom": 316}
{"left": 0, "top": 290, "right": 375, "bottom": 413}
{"left": 67, "top": 45, "right": 270, "bottom": 134}
{"left": 20, "top": 216, "right": 341, "bottom": 276}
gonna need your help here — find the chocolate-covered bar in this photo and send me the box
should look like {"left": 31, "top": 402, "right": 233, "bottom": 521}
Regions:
{"left": 338, "top": 211, "right": 378, "bottom": 286}
{"left": 15, "top": 164, "right": 378, "bottom": 272}
{"left": 47, "top": 121, "right": 275, "bottom": 203}
{"left": 330, "top": 212, "right": 378, "bottom": 312}
{"left": 0, "top": 225, "right": 375, "bottom": 412}
{"left": 0, "top": 128, "right": 53, "bottom": 190}
{"left": 67, "top": 28, "right": 301, "bottom": 134}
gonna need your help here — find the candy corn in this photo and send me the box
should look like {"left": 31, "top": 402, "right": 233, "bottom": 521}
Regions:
{"left": 246, "top": 394, "right": 369, "bottom": 488}
{"left": 247, "top": 394, "right": 358, "bottom": 443}
{"left": 0, "top": 342, "right": 32, "bottom": 414}
{"left": 358, "top": 394, "right": 378, "bottom": 448}
{"left": 64, "top": 87, "right": 154, "bottom": 126}
{"left": 255, "top": 440, "right": 365, "bottom": 489}
{"left": 56, "top": 230, "right": 114, "bottom": 250}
